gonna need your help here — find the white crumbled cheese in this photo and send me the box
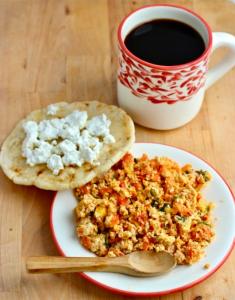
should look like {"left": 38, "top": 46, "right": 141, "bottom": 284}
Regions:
{"left": 47, "top": 154, "right": 64, "bottom": 175}
{"left": 78, "top": 130, "right": 100, "bottom": 148}
{"left": 50, "top": 118, "right": 65, "bottom": 131}
{"left": 65, "top": 111, "right": 88, "bottom": 128}
{"left": 60, "top": 124, "right": 80, "bottom": 143}
{"left": 47, "top": 104, "right": 59, "bottom": 115}
{"left": 52, "top": 145, "right": 63, "bottom": 155}
{"left": 93, "top": 141, "right": 102, "bottom": 154}
{"left": 79, "top": 146, "right": 99, "bottom": 165}
{"left": 62, "top": 150, "right": 83, "bottom": 166}
{"left": 103, "top": 134, "right": 115, "bottom": 144}
{"left": 31, "top": 144, "right": 51, "bottom": 165}
{"left": 22, "top": 121, "right": 38, "bottom": 139}
{"left": 22, "top": 143, "right": 33, "bottom": 159}
{"left": 22, "top": 108, "right": 115, "bottom": 175}
{"left": 38, "top": 120, "right": 59, "bottom": 140}
{"left": 58, "top": 139, "right": 77, "bottom": 154}
{"left": 26, "top": 141, "right": 53, "bottom": 166}
{"left": 87, "top": 114, "right": 111, "bottom": 137}
{"left": 22, "top": 136, "right": 38, "bottom": 157}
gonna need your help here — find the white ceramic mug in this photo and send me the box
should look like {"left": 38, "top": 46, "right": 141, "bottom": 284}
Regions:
{"left": 117, "top": 4, "right": 235, "bottom": 130}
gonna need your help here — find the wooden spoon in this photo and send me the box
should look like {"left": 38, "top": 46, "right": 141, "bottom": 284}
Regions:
{"left": 26, "top": 251, "right": 176, "bottom": 277}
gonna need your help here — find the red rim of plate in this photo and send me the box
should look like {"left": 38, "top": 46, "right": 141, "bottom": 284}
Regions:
{"left": 50, "top": 143, "right": 235, "bottom": 297}
{"left": 117, "top": 4, "right": 213, "bottom": 70}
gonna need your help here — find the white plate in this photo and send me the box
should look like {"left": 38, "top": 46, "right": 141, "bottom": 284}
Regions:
{"left": 50, "top": 143, "right": 235, "bottom": 296}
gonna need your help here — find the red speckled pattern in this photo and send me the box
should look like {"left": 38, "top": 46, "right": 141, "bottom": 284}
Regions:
{"left": 118, "top": 46, "right": 210, "bottom": 104}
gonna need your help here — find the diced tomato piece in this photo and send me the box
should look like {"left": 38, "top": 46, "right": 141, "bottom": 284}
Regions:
{"left": 77, "top": 228, "right": 84, "bottom": 236}
{"left": 117, "top": 196, "right": 127, "bottom": 206}
{"left": 109, "top": 237, "right": 122, "bottom": 244}
{"left": 181, "top": 164, "right": 192, "bottom": 172}
{"left": 81, "top": 236, "right": 91, "bottom": 249}
{"left": 136, "top": 213, "right": 147, "bottom": 225}
{"left": 191, "top": 232, "right": 198, "bottom": 240}
{"left": 100, "top": 187, "right": 113, "bottom": 195}
{"left": 122, "top": 153, "right": 134, "bottom": 163}
{"left": 197, "top": 194, "right": 201, "bottom": 201}
{"left": 140, "top": 212, "right": 147, "bottom": 220}
{"left": 80, "top": 185, "right": 90, "bottom": 194}
{"left": 112, "top": 160, "right": 123, "bottom": 170}
{"left": 110, "top": 215, "right": 120, "bottom": 227}
{"left": 120, "top": 181, "right": 126, "bottom": 188}
{"left": 173, "top": 202, "right": 192, "bottom": 216}
{"left": 152, "top": 173, "right": 160, "bottom": 182}
{"left": 149, "top": 237, "right": 157, "bottom": 243}
{"left": 150, "top": 159, "right": 158, "bottom": 168}
{"left": 187, "top": 248, "right": 194, "bottom": 258}
{"left": 140, "top": 154, "right": 148, "bottom": 161}
{"left": 202, "top": 215, "right": 208, "bottom": 221}
{"left": 133, "top": 182, "right": 142, "bottom": 190}
{"left": 143, "top": 242, "right": 149, "bottom": 251}
{"left": 142, "top": 237, "right": 150, "bottom": 250}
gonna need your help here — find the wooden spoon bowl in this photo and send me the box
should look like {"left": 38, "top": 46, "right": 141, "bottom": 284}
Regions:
{"left": 26, "top": 251, "right": 176, "bottom": 277}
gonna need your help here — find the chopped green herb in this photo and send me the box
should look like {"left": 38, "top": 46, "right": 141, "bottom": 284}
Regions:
{"left": 105, "top": 234, "right": 110, "bottom": 247}
{"left": 198, "top": 221, "right": 211, "bottom": 227}
{"left": 151, "top": 199, "right": 159, "bottom": 208}
{"left": 196, "top": 170, "right": 210, "bottom": 182}
{"left": 175, "top": 215, "right": 186, "bottom": 222}
{"left": 196, "top": 170, "right": 206, "bottom": 175}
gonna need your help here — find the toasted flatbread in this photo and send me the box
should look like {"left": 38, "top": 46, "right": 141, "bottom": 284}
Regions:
{"left": 0, "top": 101, "right": 135, "bottom": 190}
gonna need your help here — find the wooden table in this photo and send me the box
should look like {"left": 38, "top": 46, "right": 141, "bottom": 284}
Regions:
{"left": 0, "top": 0, "right": 234, "bottom": 299}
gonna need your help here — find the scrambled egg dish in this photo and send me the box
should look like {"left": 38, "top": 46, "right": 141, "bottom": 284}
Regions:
{"left": 74, "top": 153, "right": 214, "bottom": 265}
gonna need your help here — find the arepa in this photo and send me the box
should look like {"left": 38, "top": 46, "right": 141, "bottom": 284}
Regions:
{"left": 0, "top": 101, "right": 135, "bottom": 190}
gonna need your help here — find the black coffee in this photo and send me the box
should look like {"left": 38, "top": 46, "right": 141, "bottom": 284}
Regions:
{"left": 124, "top": 19, "right": 205, "bottom": 66}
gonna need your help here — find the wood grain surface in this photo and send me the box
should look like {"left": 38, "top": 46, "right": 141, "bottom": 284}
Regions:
{"left": 0, "top": 0, "right": 234, "bottom": 299}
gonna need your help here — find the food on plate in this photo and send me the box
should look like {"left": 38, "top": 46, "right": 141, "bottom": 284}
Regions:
{"left": 203, "top": 263, "right": 210, "bottom": 269}
{"left": 74, "top": 153, "right": 214, "bottom": 265}
{"left": 0, "top": 101, "right": 135, "bottom": 190}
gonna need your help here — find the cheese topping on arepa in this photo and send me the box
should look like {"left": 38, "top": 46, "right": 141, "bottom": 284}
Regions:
{"left": 21, "top": 105, "right": 115, "bottom": 175}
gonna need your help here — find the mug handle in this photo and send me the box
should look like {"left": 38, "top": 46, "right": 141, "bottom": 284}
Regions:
{"left": 205, "top": 32, "right": 235, "bottom": 89}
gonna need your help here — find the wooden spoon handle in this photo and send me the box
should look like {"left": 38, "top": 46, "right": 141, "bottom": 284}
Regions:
{"left": 26, "top": 256, "right": 121, "bottom": 274}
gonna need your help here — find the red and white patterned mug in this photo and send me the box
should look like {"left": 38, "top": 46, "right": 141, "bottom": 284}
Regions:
{"left": 117, "top": 5, "right": 235, "bottom": 130}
